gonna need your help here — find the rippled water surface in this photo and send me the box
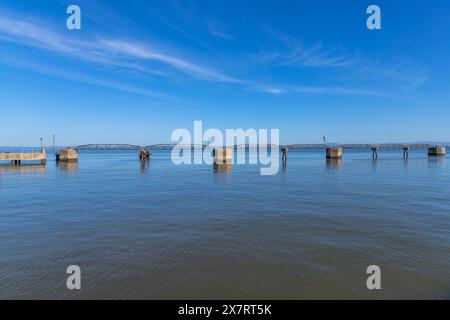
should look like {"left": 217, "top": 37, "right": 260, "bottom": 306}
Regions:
{"left": 1, "top": 149, "right": 449, "bottom": 299}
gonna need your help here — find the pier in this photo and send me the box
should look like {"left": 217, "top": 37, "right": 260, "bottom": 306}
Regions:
{"left": 403, "top": 146, "right": 409, "bottom": 158}
{"left": 371, "top": 146, "right": 380, "bottom": 159}
{"left": 55, "top": 148, "right": 78, "bottom": 162}
{"left": 326, "top": 147, "right": 343, "bottom": 159}
{"left": 0, "top": 149, "right": 46, "bottom": 165}
{"left": 428, "top": 146, "right": 446, "bottom": 156}
{"left": 281, "top": 147, "right": 288, "bottom": 166}
{"left": 213, "top": 148, "right": 233, "bottom": 171}
{"left": 139, "top": 149, "right": 151, "bottom": 160}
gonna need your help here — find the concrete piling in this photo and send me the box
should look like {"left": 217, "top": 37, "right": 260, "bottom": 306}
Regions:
{"left": 326, "top": 147, "right": 343, "bottom": 159}
{"left": 139, "top": 149, "right": 151, "bottom": 160}
{"left": 213, "top": 148, "right": 232, "bottom": 171}
{"left": 428, "top": 146, "right": 446, "bottom": 156}
{"left": 281, "top": 146, "right": 288, "bottom": 166}
{"left": 403, "top": 146, "right": 409, "bottom": 158}
{"left": 55, "top": 148, "right": 78, "bottom": 162}
{"left": 371, "top": 146, "right": 379, "bottom": 159}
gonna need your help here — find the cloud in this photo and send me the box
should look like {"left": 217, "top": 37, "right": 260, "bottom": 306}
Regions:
{"left": 0, "top": 11, "right": 415, "bottom": 98}
{"left": 288, "top": 85, "right": 382, "bottom": 96}
{"left": 260, "top": 41, "right": 358, "bottom": 68}
{"left": 1, "top": 55, "right": 168, "bottom": 99}
{"left": 258, "top": 24, "right": 428, "bottom": 92}
{"left": 98, "top": 39, "right": 242, "bottom": 83}
{"left": 206, "top": 19, "right": 233, "bottom": 40}
{"left": 0, "top": 12, "right": 241, "bottom": 84}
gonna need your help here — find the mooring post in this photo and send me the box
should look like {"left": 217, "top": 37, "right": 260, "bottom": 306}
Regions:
{"left": 403, "top": 146, "right": 409, "bottom": 158}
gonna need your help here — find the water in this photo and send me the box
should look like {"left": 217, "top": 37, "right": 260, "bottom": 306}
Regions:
{"left": 1, "top": 149, "right": 449, "bottom": 299}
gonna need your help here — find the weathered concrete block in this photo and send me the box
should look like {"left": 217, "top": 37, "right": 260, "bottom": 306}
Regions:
{"left": 428, "top": 146, "right": 446, "bottom": 156}
{"left": 213, "top": 148, "right": 233, "bottom": 164}
{"left": 139, "top": 149, "right": 151, "bottom": 160}
{"left": 326, "top": 147, "right": 343, "bottom": 159}
{"left": 56, "top": 148, "right": 78, "bottom": 161}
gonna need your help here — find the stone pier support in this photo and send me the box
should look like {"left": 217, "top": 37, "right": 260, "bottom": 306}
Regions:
{"left": 403, "top": 146, "right": 409, "bottom": 158}
{"left": 326, "top": 147, "right": 343, "bottom": 159}
{"left": 371, "top": 147, "right": 379, "bottom": 159}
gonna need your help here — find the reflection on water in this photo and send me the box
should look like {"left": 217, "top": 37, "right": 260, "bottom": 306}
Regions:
{"left": 214, "top": 163, "right": 232, "bottom": 172}
{"left": 0, "top": 163, "right": 46, "bottom": 175}
{"left": 140, "top": 159, "right": 150, "bottom": 173}
{"left": 1, "top": 149, "right": 450, "bottom": 299}
{"left": 326, "top": 158, "right": 343, "bottom": 169}
{"left": 57, "top": 161, "right": 78, "bottom": 173}
{"left": 428, "top": 156, "right": 446, "bottom": 168}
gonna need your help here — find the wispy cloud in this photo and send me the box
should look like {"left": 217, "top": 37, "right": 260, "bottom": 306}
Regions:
{"left": 260, "top": 42, "right": 358, "bottom": 68}
{"left": 0, "top": 12, "right": 241, "bottom": 85}
{"left": 288, "top": 85, "right": 382, "bottom": 96}
{"left": 98, "top": 39, "right": 241, "bottom": 83}
{"left": 1, "top": 55, "right": 168, "bottom": 99}
{"left": 206, "top": 19, "right": 233, "bottom": 40}
{"left": 0, "top": 11, "right": 415, "bottom": 98}
{"left": 257, "top": 25, "right": 358, "bottom": 68}
{"left": 258, "top": 24, "right": 428, "bottom": 92}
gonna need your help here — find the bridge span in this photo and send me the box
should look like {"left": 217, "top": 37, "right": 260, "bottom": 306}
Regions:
{"left": 75, "top": 144, "right": 142, "bottom": 150}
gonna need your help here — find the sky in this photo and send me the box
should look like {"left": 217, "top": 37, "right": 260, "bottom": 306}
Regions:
{"left": 1, "top": 0, "right": 449, "bottom": 146}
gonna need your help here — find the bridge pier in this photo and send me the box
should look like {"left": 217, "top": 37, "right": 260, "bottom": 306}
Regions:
{"left": 403, "top": 146, "right": 409, "bottom": 158}
{"left": 281, "top": 147, "right": 288, "bottom": 166}
{"left": 213, "top": 148, "right": 233, "bottom": 171}
{"left": 139, "top": 149, "right": 151, "bottom": 160}
{"left": 371, "top": 147, "right": 379, "bottom": 159}
{"left": 326, "top": 147, "right": 343, "bottom": 159}
{"left": 428, "top": 146, "right": 446, "bottom": 156}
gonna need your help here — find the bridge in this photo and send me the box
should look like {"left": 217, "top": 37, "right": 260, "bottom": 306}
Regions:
{"left": 72, "top": 143, "right": 447, "bottom": 151}
{"left": 75, "top": 144, "right": 142, "bottom": 150}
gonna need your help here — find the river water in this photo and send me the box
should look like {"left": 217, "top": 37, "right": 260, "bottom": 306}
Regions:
{"left": 1, "top": 149, "right": 449, "bottom": 299}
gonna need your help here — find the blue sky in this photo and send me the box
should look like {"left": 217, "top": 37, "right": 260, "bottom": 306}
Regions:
{"left": 1, "top": 0, "right": 449, "bottom": 146}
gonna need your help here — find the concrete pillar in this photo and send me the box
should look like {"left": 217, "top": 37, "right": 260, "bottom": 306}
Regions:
{"left": 371, "top": 147, "right": 379, "bottom": 159}
{"left": 56, "top": 148, "right": 78, "bottom": 162}
{"left": 213, "top": 148, "right": 233, "bottom": 164}
{"left": 281, "top": 147, "right": 288, "bottom": 166}
{"left": 403, "top": 146, "right": 409, "bottom": 158}
{"left": 326, "top": 147, "right": 343, "bottom": 159}
{"left": 428, "top": 146, "right": 446, "bottom": 156}
{"left": 139, "top": 149, "right": 150, "bottom": 160}
{"left": 213, "top": 148, "right": 232, "bottom": 171}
